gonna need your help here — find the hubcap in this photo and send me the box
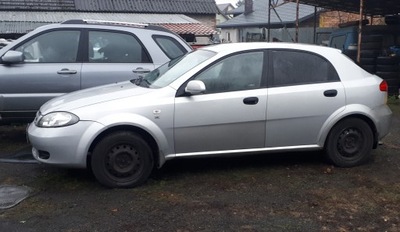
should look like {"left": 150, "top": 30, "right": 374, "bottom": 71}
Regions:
{"left": 106, "top": 145, "right": 141, "bottom": 178}
{"left": 337, "top": 128, "right": 363, "bottom": 157}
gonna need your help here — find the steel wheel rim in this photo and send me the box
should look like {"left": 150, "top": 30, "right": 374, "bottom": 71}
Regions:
{"left": 105, "top": 144, "right": 142, "bottom": 180}
{"left": 337, "top": 128, "right": 364, "bottom": 158}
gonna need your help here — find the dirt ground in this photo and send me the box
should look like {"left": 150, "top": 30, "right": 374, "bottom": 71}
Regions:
{"left": 0, "top": 101, "right": 399, "bottom": 232}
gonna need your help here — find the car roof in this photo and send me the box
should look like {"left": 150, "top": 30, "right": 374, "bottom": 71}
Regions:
{"left": 200, "top": 42, "right": 342, "bottom": 56}
{"left": 33, "top": 20, "right": 172, "bottom": 34}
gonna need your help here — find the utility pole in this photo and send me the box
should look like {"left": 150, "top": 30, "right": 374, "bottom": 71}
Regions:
{"left": 295, "top": 0, "right": 299, "bottom": 43}
{"left": 357, "top": 0, "right": 364, "bottom": 63}
{"left": 267, "top": 0, "right": 272, "bottom": 41}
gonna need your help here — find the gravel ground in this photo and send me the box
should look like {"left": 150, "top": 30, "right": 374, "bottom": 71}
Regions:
{"left": 0, "top": 101, "right": 399, "bottom": 232}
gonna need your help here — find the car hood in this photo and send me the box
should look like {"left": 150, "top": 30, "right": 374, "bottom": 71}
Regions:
{"left": 40, "top": 81, "right": 154, "bottom": 114}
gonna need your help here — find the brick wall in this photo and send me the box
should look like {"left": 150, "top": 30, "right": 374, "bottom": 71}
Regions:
{"left": 320, "top": 10, "right": 385, "bottom": 27}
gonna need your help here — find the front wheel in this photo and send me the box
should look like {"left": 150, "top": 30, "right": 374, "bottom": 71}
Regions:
{"left": 91, "top": 131, "right": 154, "bottom": 188}
{"left": 325, "top": 118, "right": 374, "bottom": 167}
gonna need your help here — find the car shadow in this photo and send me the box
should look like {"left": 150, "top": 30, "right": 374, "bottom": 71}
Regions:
{"left": 153, "top": 151, "right": 327, "bottom": 180}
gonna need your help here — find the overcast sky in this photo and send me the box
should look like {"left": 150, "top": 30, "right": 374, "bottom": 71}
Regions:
{"left": 215, "top": 0, "right": 238, "bottom": 6}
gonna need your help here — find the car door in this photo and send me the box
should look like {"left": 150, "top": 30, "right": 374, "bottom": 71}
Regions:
{"left": 265, "top": 49, "right": 346, "bottom": 147}
{"left": 80, "top": 30, "right": 155, "bottom": 89}
{"left": 0, "top": 29, "right": 82, "bottom": 119}
{"left": 174, "top": 51, "right": 267, "bottom": 154}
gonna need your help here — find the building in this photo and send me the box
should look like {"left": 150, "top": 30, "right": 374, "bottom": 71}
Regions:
{"left": 217, "top": 0, "right": 329, "bottom": 44}
{"left": 0, "top": 0, "right": 219, "bottom": 45}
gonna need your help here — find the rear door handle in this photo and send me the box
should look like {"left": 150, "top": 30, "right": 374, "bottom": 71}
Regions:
{"left": 324, "top": 89, "right": 338, "bottom": 97}
{"left": 243, "top": 97, "right": 259, "bottom": 105}
{"left": 57, "top": 68, "right": 77, "bottom": 75}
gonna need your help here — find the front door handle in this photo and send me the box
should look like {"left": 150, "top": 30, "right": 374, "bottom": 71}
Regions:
{"left": 57, "top": 68, "right": 77, "bottom": 75}
{"left": 243, "top": 97, "right": 259, "bottom": 105}
{"left": 133, "top": 67, "right": 151, "bottom": 74}
{"left": 324, "top": 89, "right": 338, "bottom": 97}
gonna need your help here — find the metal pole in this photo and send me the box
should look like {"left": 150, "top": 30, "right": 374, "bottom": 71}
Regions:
{"left": 313, "top": 6, "right": 317, "bottom": 44}
{"left": 295, "top": 0, "right": 300, "bottom": 43}
{"left": 268, "top": 0, "right": 272, "bottom": 42}
{"left": 357, "top": 0, "right": 364, "bottom": 63}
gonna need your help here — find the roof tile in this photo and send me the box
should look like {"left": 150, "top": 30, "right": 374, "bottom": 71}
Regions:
{"left": 0, "top": 0, "right": 218, "bottom": 14}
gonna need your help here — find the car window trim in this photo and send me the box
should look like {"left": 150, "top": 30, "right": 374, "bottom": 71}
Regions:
{"left": 152, "top": 35, "right": 188, "bottom": 59}
{"left": 266, "top": 48, "right": 341, "bottom": 88}
{"left": 10, "top": 28, "right": 84, "bottom": 63}
{"left": 176, "top": 49, "right": 268, "bottom": 97}
{"left": 83, "top": 28, "right": 153, "bottom": 63}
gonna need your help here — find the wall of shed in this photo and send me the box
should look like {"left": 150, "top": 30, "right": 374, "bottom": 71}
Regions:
{"left": 219, "top": 26, "right": 334, "bottom": 44}
{"left": 186, "top": 14, "right": 217, "bottom": 29}
{"left": 319, "top": 11, "right": 385, "bottom": 27}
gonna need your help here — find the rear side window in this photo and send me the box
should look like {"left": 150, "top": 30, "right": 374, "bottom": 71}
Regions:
{"left": 153, "top": 35, "right": 187, "bottom": 59}
{"left": 89, "top": 31, "right": 151, "bottom": 63}
{"left": 270, "top": 50, "right": 339, "bottom": 87}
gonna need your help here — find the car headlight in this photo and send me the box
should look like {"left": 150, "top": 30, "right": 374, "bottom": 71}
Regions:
{"left": 37, "top": 112, "right": 79, "bottom": 128}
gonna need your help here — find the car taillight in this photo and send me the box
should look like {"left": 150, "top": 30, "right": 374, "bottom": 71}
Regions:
{"left": 379, "top": 80, "right": 388, "bottom": 92}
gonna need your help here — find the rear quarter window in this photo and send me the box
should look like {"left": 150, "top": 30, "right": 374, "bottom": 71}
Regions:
{"left": 153, "top": 35, "right": 188, "bottom": 59}
{"left": 269, "top": 49, "right": 340, "bottom": 87}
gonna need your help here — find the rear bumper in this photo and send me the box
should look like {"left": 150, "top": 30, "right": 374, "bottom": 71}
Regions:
{"left": 373, "top": 105, "right": 392, "bottom": 141}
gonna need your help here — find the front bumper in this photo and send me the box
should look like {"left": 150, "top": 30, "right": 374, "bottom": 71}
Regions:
{"left": 28, "top": 121, "right": 104, "bottom": 168}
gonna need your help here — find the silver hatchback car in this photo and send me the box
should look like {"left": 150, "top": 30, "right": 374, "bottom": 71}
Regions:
{"left": 28, "top": 42, "right": 392, "bottom": 188}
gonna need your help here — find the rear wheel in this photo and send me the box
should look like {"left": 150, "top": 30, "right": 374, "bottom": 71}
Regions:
{"left": 91, "top": 131, "right": 154, "bottom": 188}
{"left": 325, "top": 118, "right": 373, "bottom": 167}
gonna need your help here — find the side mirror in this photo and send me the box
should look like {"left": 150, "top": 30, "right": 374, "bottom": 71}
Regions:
{"left": 185, "top": 80, "right": 206, "bottom": 95}
{"left": 1, "top": 51, "right": 24, "bottom": 64}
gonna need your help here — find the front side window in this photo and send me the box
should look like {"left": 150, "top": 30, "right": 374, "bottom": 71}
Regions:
{"left": 138, "top": 50, "right": 215, "bottom": 88}
{"left": 153, "top": 35, "right": 187, "bottom": 59}
{"left": 270, "top": 50, "right": 339, "bottom": 87}
{"left": 194, "top": 52, "right": 264, "bottom": 93}
{"left": 15, "top": 30, "right": 80, "bottom": 63}
{"left": 89, "top": 31, "right": 150, "bottom": 63}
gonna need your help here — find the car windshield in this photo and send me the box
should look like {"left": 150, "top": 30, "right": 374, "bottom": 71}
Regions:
{"left": 134, "top": 49, "right": 216, "bottom": 88}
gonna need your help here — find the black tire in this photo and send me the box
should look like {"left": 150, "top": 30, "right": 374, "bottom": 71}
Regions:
{"left": 388, "top": 86, "right": 400, "bottom": 96}
{"left": 361, "top": 35, "right": 383, "bottom": 43}
{"left": 91, "top": 131, "right": 154, "bottom": 188}
{"left": 360, "top": 57, "right": 375, "bottom": 65}
{"left": 376, "top": 56, "right": 399, "bottom": 65}
{"left": 360, "top": 42, "right": 381, "bottom": 50}
{"left": 385, "top": 78, "right": 400, "bottom": 87}
{"left": 360, "top": 50, "right": 380, "bottom": 58}
{"left": 376, "top": 71, "right": 398, "bottom": 80}
{"left": 376, "top": 64, "right": 399, "bottom": 72}
{"left": 343, "top": 49, "right": 357, "bottom": 57}
{"left": 385, "top": 15, "right": 400, "bottom": 25}
{"left": 385, "top": 78, "right": 400, "bottom": 96}
{"left": 325, "top": 118, "right": 373, "bottom": 167}
{"left": 361, "top": 65, "right": 375, "bottom": 73}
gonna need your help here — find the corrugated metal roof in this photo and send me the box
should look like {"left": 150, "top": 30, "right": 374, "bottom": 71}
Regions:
{"left": 218, "top": 1, "right": 318, "bottom": 28}
{"left": 0, "top": 0, "right": 75, "bottom": 11}
{"left": 0, "top": 11, "right": 199, "bottom": 24}
{"left": 0, "top": 21, "right": 48, "bottom": 34}
{"left": 0, "top": 11, "right": 199, "bottom": 23}
{"left": 0, "top": 0, "right": 218, "bottom": 14}
{"left": 0, "top": 11, "right": 213, "bottom": 35}
{"left": 300, "top": 0, "right": 400, "bottom": 16}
